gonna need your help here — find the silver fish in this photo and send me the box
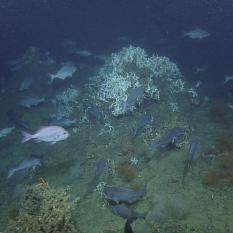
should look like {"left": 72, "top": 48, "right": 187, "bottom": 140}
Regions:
{"left": 7, "top": 158, "right": 41, "bottom": 179}
{"left": 18, "top": 96, "right": 45, "bottom": 108}
{"left": 21, "top": 126, "right": 69, "bottom": 144}
{"left": 49, "top": 62, "right": 76, "bottom": 83}
{"left": 184, "top": 28, "right": 210, "bottom": 40}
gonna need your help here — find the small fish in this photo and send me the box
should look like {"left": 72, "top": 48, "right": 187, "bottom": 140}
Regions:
{"left": 103, "top": 185, "right": 146, "bottom": 204}
{"left": 195, "top": 64, "right": 208, "bottom": 74}
{"left": 126, "top": 87, "right": 144, "bottom": 109}
{"left": 0, "top": 76, "right": 6, "bottom": 93}
{"left": 95, "top": 159, "right": 107, "bottom": 177}
{"left": 182, "top": 137, "right": 199, "bottom": 185}
{"left": 184, "top": 28, "right": 210, "bottom": 40}
{"left": 134, "top": 113, "right": 153, "bottom": 136}
{"left": 18, "top": 96, "right": 45, "bottom": 108}
{"left": 49, "top": 62, "right": 76, "bottom": 83}
{"left": 223, "top": 75, "right": 233, "bottom": 85}
{"left": 7, "top": 109, "right": 30, "bottom": 131}
{"left": 111, "top": 203, "right": 146, "bottom": 221}
{"left": 76, "top": 49, "right": 92, "bottom": 57}
{"left": 87, "top": 105, "right": 104, "bottom": 122}
{"left": 0, "top": 126, "right": 15, "bottom": 138}
{"left": 21, "top": 126, "right": 69, "bottom": 144}
{"left": 19, "top": 78, "right": 32, "bottom": 91}
{"left": 124, "top": 219, "right": 134, "bottom": 233}
{"left": 49, "top": 118, "right": 77, "bottom": 129}
{"left": 150, "top": 127, "right": 182, "bottom": 150}
{"left": 7, "top": 158, "right": 41, "bottom": 179}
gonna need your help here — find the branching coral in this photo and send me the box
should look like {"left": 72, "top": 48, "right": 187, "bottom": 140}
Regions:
{"left": 92, "top": 46, "right": 182, "bottom": 116}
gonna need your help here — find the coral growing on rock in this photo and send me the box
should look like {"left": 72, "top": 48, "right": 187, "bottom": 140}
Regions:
{"left": 6, "top": 184, "right": 79, "bottom": 233}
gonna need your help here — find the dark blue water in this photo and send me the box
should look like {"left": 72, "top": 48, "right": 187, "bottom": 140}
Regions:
{"left": 0, "top": 1, "right": 233, "bottom": 232}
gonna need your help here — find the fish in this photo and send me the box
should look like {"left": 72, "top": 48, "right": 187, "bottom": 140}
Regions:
{"left": 18, "top": 96, "right": 45, "bottom": 108}
{"left": 7, "top": 158, "right": 41, "bottom": 179}
{"left": 134, "top": 113, "right": 153, "bottom": 136}
{"left": 0, "top": 126, "right": 15, "bottom": 138}
{"left": 184, "top": 28, "right": 210, "bottom": 39}
{"left": 87, "top": 104, "right": 104, "bottom": 122}
{"left": 124, "top": 219, "right": 134, "bottom": 233}
{"left": 21, "top": 126, "right": 69, "bottom": 144}
{"left": 49, "top": 118, "right": 77, "bottom": 129}
{"left": 0, "top": 76, "right": 6, "bottom": 93}
{"left": 7, "top": 109, "right": 30, "bottom": 131}
{"left": 49, "top": 62, "right": 76, "bottom": 83}
{"left": 182, "top": 137, "right": 198, "bottom": 185}
{"left": 125, "top": 87, "right": 144, "bottom": 110}
{"left": 95, "top": 159, "right": 108, "bottom": 177}
{"left": 103, "top": 185, "right": 146, "bottom": 204}
{"left": 76, "top": 49, "right": 92, "bottom": 57}
{"left": 111, "top": 203, "right": 146, "bottom": 221}
{"left": 195, "top": 64, "right": 208, "bottom": 74}
{"left": 19, "top": 78, "right": 32, "bottom": 91}
{"left": 223, "top": 75, "right": 233, "bottom": 85}
{"left": 150, "top": 127, "right": 182, "bottom": 150}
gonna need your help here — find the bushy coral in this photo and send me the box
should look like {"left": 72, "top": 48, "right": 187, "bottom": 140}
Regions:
{"left": 6, "top": 184, "right": 79, "bottom": 233}
{"left": 92, "top": 46, "right": 182, "bottom": 116}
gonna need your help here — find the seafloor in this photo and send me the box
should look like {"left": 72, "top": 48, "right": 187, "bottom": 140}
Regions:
{"left": 0, "top": 47, "right": 233, "bottom": 233}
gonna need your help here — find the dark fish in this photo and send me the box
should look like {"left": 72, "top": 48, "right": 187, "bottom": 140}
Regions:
{"left": 124, "top": 219, "right": 134, "bottom": 233}
{"left": 150, "top": 127, "right": 182, "bottom": 150}
{"left": 87, "top": 104, "right": 104, "bottom": 122}
{"left": 134, "top": 113, "right": 153, "bottom": 136}
{"left": 7, "top": 109, "right": 30, "bottom": 131}
{"left": 19, "top": 78, "right": 32, "bottom": 91}
{"left": 111, "top": 203, "right": 145, "bottom": 221}
{"left": 125, "top": 87, "right": 144, "bottom": 109}
{"left": 95, "top": 159, "right": 107, "bottom": 177}
{"left": 29, "top": 153, "right": 44, "bottom": 160}
{"left": 49, "top": 118, "right": 77, "bottom": 129}
{"left": 103, "top": 185, "right": 146, "bottom": 204}
{"left": 182, "top": 137, "right": 198, "bottom": 185}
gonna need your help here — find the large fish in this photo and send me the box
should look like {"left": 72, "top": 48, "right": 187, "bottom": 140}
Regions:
{"left": 21, "top": 126, "right": 69, "bottom": 144}
{"left": 150, "top": 127, "right": 182, "bottom": 150}
{"left": 103, "top": 185, "right": 146, "bottom": 204}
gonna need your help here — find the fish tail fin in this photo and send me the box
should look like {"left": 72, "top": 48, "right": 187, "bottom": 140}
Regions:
{"left": 7, "top": 169, "right": 15, "bottom": 179}
{"left": 48, "top": 74, "right": 55, "bottom": 84}
{"left": 21, "top": 131, "right": 32, "bottom": 143}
